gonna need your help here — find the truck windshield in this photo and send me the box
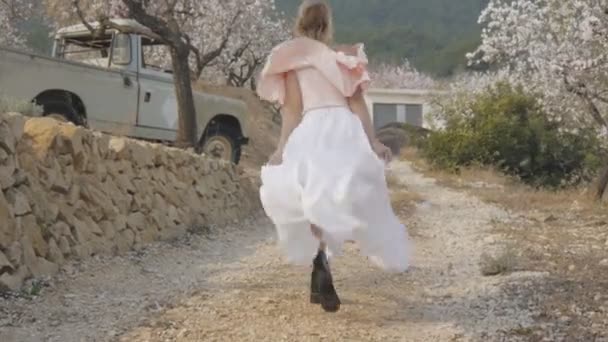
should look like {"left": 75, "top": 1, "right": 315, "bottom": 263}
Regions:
{"left": 56, "top": 34, "right": 113, "bottom": 67}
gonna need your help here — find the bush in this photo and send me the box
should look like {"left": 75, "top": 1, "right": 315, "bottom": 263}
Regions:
{"left": 376, "top": 122, "right": 430, "bottom": 155}
{"left": 424, "top": 82, "right": 602, "bottom": 187}
{"left": 0, "top": 94, "right": 42, "bottom": 116}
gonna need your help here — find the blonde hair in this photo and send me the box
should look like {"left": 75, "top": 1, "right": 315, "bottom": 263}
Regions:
{"left": 294, "top": 0, "right": 334, "bottom": 44}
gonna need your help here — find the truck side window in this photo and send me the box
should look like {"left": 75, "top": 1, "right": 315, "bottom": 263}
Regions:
{"left": 112, "top": 33, "right": 131, "bottom": 65}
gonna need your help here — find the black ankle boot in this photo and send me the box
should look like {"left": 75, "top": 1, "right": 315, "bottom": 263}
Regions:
{"left": 310, "top": 250, "right": 340, "bottom": 312}
{"left": 310, "top": 263, "right": 321, "bottom": 304}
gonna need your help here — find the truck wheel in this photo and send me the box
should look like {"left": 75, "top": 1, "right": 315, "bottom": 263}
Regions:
{"left": 200, "top": 124, "right": 242, "bottom": 165}
{"left": 42, "top": 102, "right": 84, "bottom": 126}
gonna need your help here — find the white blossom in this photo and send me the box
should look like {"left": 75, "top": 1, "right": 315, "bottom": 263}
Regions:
{"left": 369, "top": 60, "right": 435, "bottom": 90}
{"left": 468, "top": 0, "right": 608, "bottom": 131}
{"left": 44, "top": 0, "right": 289, "bottom": 86}
{"left": 0, "top": 0, "right": 32, "bottom": 48}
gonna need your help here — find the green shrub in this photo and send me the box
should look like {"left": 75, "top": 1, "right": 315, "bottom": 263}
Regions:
{"left": 376, "top": 122, "right": 430, "bottom": 154}
{"left": 424, "top": 82, "right": 602, "bottom": 187}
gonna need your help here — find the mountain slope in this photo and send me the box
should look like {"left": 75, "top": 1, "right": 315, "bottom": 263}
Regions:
{"left": 276, "top": 0, "right": 488, "bottom": 76}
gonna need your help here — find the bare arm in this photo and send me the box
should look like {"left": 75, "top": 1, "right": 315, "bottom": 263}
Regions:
{"left": 348, "top": 88, "right": 393, "bottom": 162}
{"left": 269, "top": 71, "right": 303, "bottom": 164}
{"left": 348, "top": 88, "right": 376, "bottom": 146}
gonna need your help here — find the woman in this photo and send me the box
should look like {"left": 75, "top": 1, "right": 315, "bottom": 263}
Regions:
{"left": 257, "top": 0, "right": 411, "bottom": 313}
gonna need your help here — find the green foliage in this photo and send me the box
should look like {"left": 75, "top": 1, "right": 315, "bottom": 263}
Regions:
{"left": 276, "top": 0, "right": 487, "bottom": 76}
{"left": 377, "top": 122, "right": 430, "bottom": 154}
{"left": 424, "top": 83, "right": 602, "bottom": 187}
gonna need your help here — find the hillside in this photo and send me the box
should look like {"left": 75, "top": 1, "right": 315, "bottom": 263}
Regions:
{"left": 276, "top": 0, "right": 488, "bottom": 76}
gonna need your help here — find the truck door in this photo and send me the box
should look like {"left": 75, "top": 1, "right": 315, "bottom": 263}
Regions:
{"left": 136, "top": 37, "right": 179, "bottom": 133}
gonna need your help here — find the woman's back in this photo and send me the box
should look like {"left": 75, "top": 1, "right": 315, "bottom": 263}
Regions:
{"left": 295, "top": 67, "right": 349, "bottom": 113}
{"left": 257, "top": 37, "right": 371, "bottom": 113}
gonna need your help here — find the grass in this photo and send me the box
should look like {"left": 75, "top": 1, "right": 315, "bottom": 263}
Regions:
{"left": 400, "top": 147, "right": 608, "bottom": 339}
{"left": 386, "top": 169, "right": 424, "bottom": 217}
{"left": 399, "top": 147, "right": 601, "bottom": 215}
{"left": 0, "top": 94, "right": 42, "bottom": 116}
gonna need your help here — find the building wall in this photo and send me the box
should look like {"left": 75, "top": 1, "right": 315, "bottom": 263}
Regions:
{"left": 364, "top": 88, "right": 435, "bottom": 129}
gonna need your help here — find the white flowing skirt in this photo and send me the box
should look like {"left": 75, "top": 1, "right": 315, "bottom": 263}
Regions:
{"left": 260, "top": 107, "right": 410, "bottom": 272}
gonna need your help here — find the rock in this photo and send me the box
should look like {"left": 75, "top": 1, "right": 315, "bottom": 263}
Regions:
{"left": 51, "top": 172, "right": 71, "bottom": 194}
{"left": 71, "top": 243, "right": 92, "bottom": 260}
{"left": 6, "top": 241, "right": 22, "bottom": 266}
{"left": 544, "top": 215, "right": 557, "bottom": 223}
{"left": 58, "top": 202, "right": 77, "bottom": 228}
{"left": 3, "top": 112, "right": 26, "bottom": 141}
{"left": 32, "top": 257, "right": 59, "bottom": 278}
{"left": 30, "top": 190, "right": 59, "bottom": 225}
{"left": 113, "top": 215, "right": 128, "bottom": 232}
{"left": 132, "top": 192, "right": 152, "bottom": 214}
{"left": 57, "top": 124, "right": 87, "bottom": 171}
{"left": 20, "top": 215, "right": 48, "bottom": 257}
{"left": 600, "top": 259, "right": 608, "bottom": 267}
{"left": 80, "top": 183, "right": 117, "bottom": 220}
{"left": 130, "top": 141, "right": 154, "bottom": 168}
{"left": 93, "top": 132, "right": 110, "bottom": 158}
{"left": 13, "top": 168, "right": 28, "bottom": 187}
{"left": 22, "top": 236, "right": 57, "bottom": 278}
{"left": 0, "top": 121, "right": 16, "bottom": 154}
{"left": 23, "top": 117, "right": 62, "bottom": 158}
{"left": 0, "top": 250, "right": 14, "bottom": 274}
{"left": 83, "top": 216, "right": 103, "bottom": 237}
{"left": 0, "top": 151, "right": 16, "bottom": 190}
{"left": 58, "top": 236, "right": 71, "bottom": 256}
{"left": 71, "top": 218, "right": 93, "bottom": 244}
{"left": 168, "top": 205, "right": 180, "bottom": 225}
{"left": 138, "top": 227, "right": 158, "bottom": 244}
{"left": 127, "top": 212, "right": 146, "bottom": 231}
{"left": 0, "top": 266, "right": 28, "bottom": 292}
{"left": 49, "top": 221, "right": 71, "bottom": 241}
{"left": 114, "top": 173, "right": 136, "bottom": 195}
{"left": 0, "top": 191, "right": 17, "bottom": 249}
{"left": 160, "top": 182, "right": 183, "bottom": 207}
{"left": 47, "top": 238, "right": 65, "bottom": 264}
{"left": 115, "top": 229, "right": 135, "bottom": 254}
{"left": 99, "top": 220, "right": 116, "bottom": 240}
{"left": 7, "top": 188, "right": 32, "bottom": 216}
{"left": 108, "top": 136, "right": 127, "bottom": 154}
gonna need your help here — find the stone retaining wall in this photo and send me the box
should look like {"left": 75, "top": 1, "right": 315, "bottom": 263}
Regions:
{"left": 0, "top": 113, "right": 260, "bottom": 291}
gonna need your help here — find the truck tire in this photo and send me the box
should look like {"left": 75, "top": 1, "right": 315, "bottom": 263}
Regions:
{"left": 200, "top": 124, "right": 242, "bottom": 165}
{"left": 42, "top": 102, "right": 84, "bottom": 126}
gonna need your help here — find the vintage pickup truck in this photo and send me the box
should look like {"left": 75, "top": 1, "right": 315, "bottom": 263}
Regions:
{"left": 0, "top": 19, "right": 249, "bottom": 164}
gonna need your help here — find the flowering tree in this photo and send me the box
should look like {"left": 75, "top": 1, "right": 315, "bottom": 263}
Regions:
{"left": 0, "top": 0, "right": 32, "bottom": 48}
{"left": 468, "top": 0, "right": 608, "bottom": 198}
{"left": 208, "top": 2, "right": 289, "bottom": 89}
{"left": 56, "top": 0, "right": 286, "bottom": 147}
{"left": 370, "top": 60, "right": 435, "bottom": 90}
{"left": 45, "top": 0, "right": 288, "bottom": 84}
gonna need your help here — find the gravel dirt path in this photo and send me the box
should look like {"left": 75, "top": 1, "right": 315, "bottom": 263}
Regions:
{"left": 1, "top": 161, "right": 548, "bottom": 341}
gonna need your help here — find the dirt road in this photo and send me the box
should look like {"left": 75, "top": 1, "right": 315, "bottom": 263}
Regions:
{"left": 1, "top": 161, "right": 549, "bottom": 342}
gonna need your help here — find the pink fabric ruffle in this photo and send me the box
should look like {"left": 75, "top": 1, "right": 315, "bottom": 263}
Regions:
{"left": 257, "top": 37, "right": 371, "bottom": 105}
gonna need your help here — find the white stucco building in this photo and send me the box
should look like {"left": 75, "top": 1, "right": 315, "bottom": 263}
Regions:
{"left": 364, "top": 88, "right": 436, "bottom": 130}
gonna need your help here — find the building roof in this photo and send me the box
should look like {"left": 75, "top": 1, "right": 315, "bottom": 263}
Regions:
{"left": 367, "top": 88, "right": 445, "bottom": 96}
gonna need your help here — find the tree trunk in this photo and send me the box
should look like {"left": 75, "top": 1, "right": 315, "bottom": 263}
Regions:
{"left": 596, "top": 159, "right": 608, "bottom": 201}
{"left": 170, "top": 45, "right": 198, "bottom": 148}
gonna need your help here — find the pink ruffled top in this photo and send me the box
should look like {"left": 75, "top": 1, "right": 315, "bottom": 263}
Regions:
{"left": 257, "top": 37, "right": 371, "bottom": 113}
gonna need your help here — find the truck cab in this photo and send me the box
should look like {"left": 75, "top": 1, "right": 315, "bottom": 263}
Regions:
{"left": 39, "top": 19, "right": 249, "bottom": 163}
